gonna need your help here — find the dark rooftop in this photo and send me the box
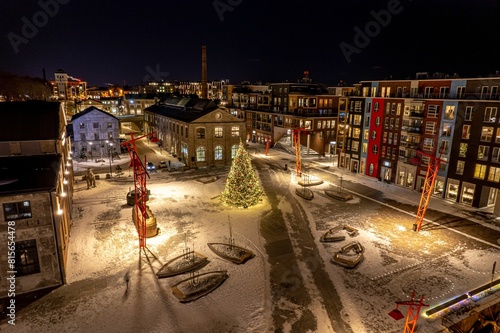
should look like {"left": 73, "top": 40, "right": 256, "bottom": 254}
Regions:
{"left": 0, "top": 101, "right": 62, "bottom": 142}
{"left": 0, "top": 155, "right": 60, "bottom": 195}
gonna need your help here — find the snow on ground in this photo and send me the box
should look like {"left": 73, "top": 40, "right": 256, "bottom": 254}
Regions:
{"left": 2, "top": 146, "right": 500, "bottom": 333}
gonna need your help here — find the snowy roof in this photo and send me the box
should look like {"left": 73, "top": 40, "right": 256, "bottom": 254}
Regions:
{"left": 71, "top": 106, "right": 119, "bottom": 121}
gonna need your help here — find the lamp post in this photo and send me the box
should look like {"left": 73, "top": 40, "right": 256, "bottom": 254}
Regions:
{"left": 106, "top": 140, "right": 113, "bottom": 176}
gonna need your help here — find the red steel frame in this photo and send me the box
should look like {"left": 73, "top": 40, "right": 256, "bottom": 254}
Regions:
{"left": 396, "top": 291, "right": 428, "bottom": 333}
{"left": 293, "top": 127, "right": 307, "bottom": 177}
{"left": 120, "top": 132, "right": 159, "bottom": 248}
{"left": 265, "top": 138, "right": 271, "bottom": 156}
{"left": 414, "top": 150, "right": 447, "bottom": 232}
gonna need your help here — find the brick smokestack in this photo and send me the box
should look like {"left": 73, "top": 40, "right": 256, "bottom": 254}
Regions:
{"left": 201, "top": 45, "right": 208, "bottom": 99}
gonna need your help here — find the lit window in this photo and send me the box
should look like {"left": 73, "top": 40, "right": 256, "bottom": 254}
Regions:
{"left": 215, "top": 146, "right": 223, "bottom": 160}
{"left": 231, "top": 126, "right": 240, "bottom": 137}
{"left": 481, "top": 127, "right": 493, "bottom": 141}
{"left": 477, "top": 146, "right": 490, "bottom": 161}
{"left": 459, "top": 143, "right": 468, "bottom": 157}
{"left": 196, "top": 146, "right": 206, "bottom": 161}
{"left": 474, "top": 164, "right": 487, "bottom": 179}
{"left": 215, "top": 127, "right": 223, "bottom": 138}
{"left": 15, "top": 239, "right": 40, "bottom": 277}
{"left": 231, "top": 145, "right": 238, "bottom": 158}
{"left": 3, "top": 201, "right": 32, "bottom": 220}
{"left": 488, "top": 166, "right": 500, "bottom": 182}
{"left": 456, "top": 161, "right": 465, "bottom": 175}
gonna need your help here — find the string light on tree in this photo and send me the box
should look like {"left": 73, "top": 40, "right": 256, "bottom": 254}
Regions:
{"left": 220, "top": 140, "right": 263, "bottom": 208}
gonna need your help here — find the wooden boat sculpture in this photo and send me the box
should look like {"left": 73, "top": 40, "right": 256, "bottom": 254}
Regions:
{"left": 207, "top": 242, "right": 255, "bottom": 264}
{"left": 171, "top": 270, "right": 229, "bottom": 302}
{"left": 320, "top": 225, "right": 345, "bottom": 242}
{"left": 330, "top": 241, "right": 364, "bottom": 268}
{"left": 156, "top": 250, "right": 209, "bottom": 278}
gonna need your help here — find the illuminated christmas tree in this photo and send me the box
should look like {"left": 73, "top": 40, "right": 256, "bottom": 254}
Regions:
{"left": 221, "top": 140, "right": 263, "bottom": 208}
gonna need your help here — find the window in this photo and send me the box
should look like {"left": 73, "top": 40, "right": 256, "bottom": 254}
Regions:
{"left": 493, "top": 147, "right": 500, "bottom": 163}
{"left": 425, "top": 122, "right": 436, "bottom": 135}
{"left": 375, "top": 116, "right": 381, "bottom": 126}
{"left": 374, "top": 102, "right": 379, "bottom": 111}
{"left": 80, "top": 133, "right": 86, "bottom": 141}
{"left": 383, "top": 132, "right": 387, "bottom": 144}
{"left": 215, "top": 127, "right": 223, "bottom": 138}
{"left": 352, "top": 128, "right": 361, "bottom": 139}
{"left": 496, "top": 128, "right": 500, "bottom": 143}
{"left": 351, "top": 141, "right": 359, "bottom": 152}
{"left": 474, "top": 164, "right": 487, "bottom": 179}
{"left": 465, "top": 106, "right": 474, "bottom": 121}
{"left": 444, "top": 106, "right": 455, "bottom": 120}
{"left": 427, "top": 105, "right": 439, "bottom": 118}
{"left": 423, "top": 138, "right": 434, "bottom": 151}
{"left": 94, "top": 133, "right": 99, "bottom": 140}
{"left": 440, "top": 140, "right": 450, "bottom": 154}
{"left": 488, "top": 166, "right": 500, "bottom": 182}
{"left": 108, "top": 132, "right": 113, "bottom": 139}
{"left": 442, "top": 123, "right": 452, "bottom": 136}
{"left": 196, "top": 127, "right": 205, "bottom": 139}
{"left": 381, "top": 146, "right": 386, "bottom": 157}
{"left": 15, "top": 239, "right": 40, "bottom": 277}
{"left": 371, "top": 130, "right": 377, "bottom": 140}
{"left": 456, "top": 161, "right": 465, "bottom": 175}
{"left": 456, "top": 86, "right": 465, "bottom": 98}
{"left": 459, "top": 143, "right": 468, "bottom": 157}
{"left": 214, "top": 145, "right": 223, "bottom": 160}
{"left": 231, "top": 145, "right": 238, "bottom": 158}
{"left": 484, "top": 107, "right": 497, "bottom": 122}
{"left": 362, "top": 143, "right": 367, "bottom": 153}
{"left": 372, "top": 144, "right": 378, "bottom": 154}
{"left": 231, "top": 126, "right": 240, "bottom": 137}
{"left": 461, "top": 125, "right": 470, "bottom": 140}
{"left": 481, "top": 127, "right": 493, "bottom": 141}
{"left": 79, "top": 123, "right": 85, "bottom": 129}
{"left": 353, "top": 115, "right": 362, "bottom": 125}
{"left": 93, "top": 122, "right": 99, "bottom": 128}
{"left": 3, "top": 201, "right": 32, "bottom": 220}
{"left": 478, "top": 146, "right": 490, "bottom": 160}
{"left": 196, "top": 146, "right": 206, "bottom": 161}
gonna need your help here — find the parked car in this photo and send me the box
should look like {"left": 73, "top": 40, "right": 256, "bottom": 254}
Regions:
{"left": 146, "top": 162, "right": 156, "bottom": 171}
{"left": 158, "top": 161, "right": 168, "bottom": 169}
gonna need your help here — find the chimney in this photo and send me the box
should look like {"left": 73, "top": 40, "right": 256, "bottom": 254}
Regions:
{"left": 201, "top": 45, "right": 208, "bottom": 99}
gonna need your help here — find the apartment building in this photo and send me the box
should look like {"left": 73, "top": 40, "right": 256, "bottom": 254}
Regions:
{"left": 350, "top": 75, "right": 500, "bottom": 211}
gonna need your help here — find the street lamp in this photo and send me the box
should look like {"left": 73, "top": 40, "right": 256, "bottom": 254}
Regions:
{"left": 106, "top": 140, "right": 113, "bottom": 176}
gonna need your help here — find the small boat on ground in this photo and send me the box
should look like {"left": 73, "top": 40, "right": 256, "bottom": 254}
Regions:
{"left": 207, "top": 243, "right": 255, "bottom": 264}
{"left": 171, "top": 270, "right": 229, "bottom": 302}
{"left": 156, "top": 251, "right": 209, "bottom": 278}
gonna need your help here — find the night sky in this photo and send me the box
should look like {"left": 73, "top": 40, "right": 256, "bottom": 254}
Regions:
{"left": 1, "top": 0, "right": 500, "bottom": 87}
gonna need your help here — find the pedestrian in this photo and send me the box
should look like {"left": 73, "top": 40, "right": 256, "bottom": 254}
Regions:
{"left": 124, "top": 271, "right": 130, "bottom": 291}
{"left": 284, "top": 164, "right": 288, "bottom": 171}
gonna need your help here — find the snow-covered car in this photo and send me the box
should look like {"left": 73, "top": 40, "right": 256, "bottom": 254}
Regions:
{"left": 146, "top": 162, "right": 156, "bottom": 171}
{"left": 158, "top": 161, "right": 168, "bottom": 169}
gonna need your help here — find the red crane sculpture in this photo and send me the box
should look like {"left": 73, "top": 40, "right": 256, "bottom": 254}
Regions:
{"left": 389, "top": 291, "right": 428, "bottom": 333}
{"left": 293, "top": 127, "right": 307, "bottom": 177}
{"left": 120, "top": 132, "right": 159, "bottom": 248}
{"left": 413, "top": 149, "right": 447, "bottom": 232}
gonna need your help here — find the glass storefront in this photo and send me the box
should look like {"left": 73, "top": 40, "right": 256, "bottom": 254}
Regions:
{"left": 461, "top": 182, "right": 475, "bottom": 206}
{"left": 446, "top": 179, "right": 459, "bottom": 201}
